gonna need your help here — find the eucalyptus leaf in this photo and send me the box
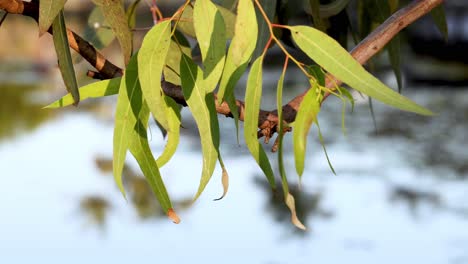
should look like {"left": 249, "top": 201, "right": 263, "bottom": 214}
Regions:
{"left": 252, "top": 0, "right": 276, "bottom": 60}
{"left": 52, "top": 10, "right": 80, "bottom": 106}
{"left": 113, "top": 55, "right": 177, "bottom": 222}
{"left": 155, "top": 97, "right": 181, "bottom": 168}
{"left": 293, "top": 84, "right": 320, "bottom": 177}
{"left": 138, "top": 20, "right": 172, "bottom": 131}
{"left": 92, "top": 0, "right": 132, "bottom": 65}
{"left": 180, "top": 54, "right": 220, "bottom": 201}
{"left": 44, "top": 77, "right": 121, "bottom": 108}
{"left": 193, "top": 0, "right": 227, "bottom": 92}
{"left": 244, "top": 55, "right": 276, "bottom": 189}
{"left": 290, "top": 25, "right": 433, "bottom": 115}
{"left": 39, "top": 0, "right": 66, "bottom": 35}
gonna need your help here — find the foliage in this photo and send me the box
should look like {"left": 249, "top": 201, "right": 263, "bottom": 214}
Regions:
{"left": 24, "top": 0, "right": 446, "bottom": 229}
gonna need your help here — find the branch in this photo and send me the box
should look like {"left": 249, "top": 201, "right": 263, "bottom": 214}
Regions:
{"left": 1, "top": 0, "right": 443, "bottom": 145}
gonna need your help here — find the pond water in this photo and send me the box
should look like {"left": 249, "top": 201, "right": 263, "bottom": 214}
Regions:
{"left": 0, "top": 70, "right": 468, "bottom": 264}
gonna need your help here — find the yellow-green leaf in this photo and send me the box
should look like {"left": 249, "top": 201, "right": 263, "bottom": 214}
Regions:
{"left": 138, "top": 20, "right": 172, "bottom": 131}
{"left": 194, "top": 0, "right": 227, "bottom": 92}
{"left": 293, "top": 84, "right": 320, "bottom": 177}
{"left": 52, "top": 10, "right": 80, "bottom": 106}
{"left": 276, "top": 60, "right": 306, "bottom": 230}
{"left": 92, "top": 0, "right": 132, "bottom": 65}
{"left": 39, "top": 0, "right": 66, "bottom": 35}
{"left": 180, "top": 54, "right": 220, "bottom": 200}
{"left": 290, "top": 25, "right": 433, "bottom": 116}
{"left": 44, "top": 77, "right": 121, "bottom": 108}
{"left": 113, "top": 55, "right": 177, "bottom": 221}
{"left": 177, "top": 4, "right": 236, "bottom": 39}
{"left": 126, "top": 0, "right": 141, "bottom": 30}
{"left": 244, "top": 55, "right": 275, "bottom": 189}
{"left": 217, "top": 0, "right": 258, "bottom": 104}
{"left": 164, "top": 31, "right": 192, "bottom": 85}
{"left": 155, "top": 97, "right": 181, "bottom": 168}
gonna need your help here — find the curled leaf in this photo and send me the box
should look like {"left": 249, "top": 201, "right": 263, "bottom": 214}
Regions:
{"left": 214, "top": 165, "right": 229, "bottom": 201}
{"left": 285, "top": 193, "right": 306, "bottom": 230}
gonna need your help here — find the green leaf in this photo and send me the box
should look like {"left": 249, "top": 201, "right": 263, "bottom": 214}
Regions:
{"left": 193, "top": 0, "right": 227, "bottom": 92}
{"left": 52, "top": 10, "right": 80, "bottom": 106}
{"left": 306, "top": 65, "right": 326, "bottom": 86}
{"left": 126, "top": 0, "right": 141, "bottom": 30}
{"left": 113, "top": 55, "right": 178, "bottom": 222}
{"left": 44, "top": 77, "right": 121, "bottom": 108}
{"left": 293, "top": 84, "right": 320, "bottom": 177}
{"left": 217, "top": 0, "right": 258, "bottom": 104}
{"left": 217, "top": 0, "right": 258, "bottom": 143}
{"left": 316, "top": 121, "right": 335, "bottom": 174}
{"left": 244, "top": 55, "right": 275, "bottom": 189}
{"left": 138, "top": 20, "right": 172, "bottom": 131}
{"left": 155, "top": 97, "right": 181, "bottom": 168}
{"left": 276, "top": 60, "right": 306, "bottom": 230}
{"left": 92, "top": 0, "right": 132, "bottom": 65}
{"left": 252, "top": 0, "right": 276, "bottom": 60}
{"left": 387, "top": 36, "right": 403, "bottom": 93}
{"left": 290, "top": 25, "right": 433, "bottom": 116}
{"left": 430, "top": 4, "right": 448, "bottom": 42}
{"left": 39, "top": 0, "right": 66, "bottom": 35}
{"left": 164, "top": 31, "right": 192, "bottom": 85}
{"left": 180, "top": 54, "right": 220, "bottom": 200}
{"left": 177, "top": 4, "right": 236, "bottom": 39}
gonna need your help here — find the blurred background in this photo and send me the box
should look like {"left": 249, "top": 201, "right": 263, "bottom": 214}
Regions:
{"left": 1, "top": 0, "right": 468, "bottom": 263}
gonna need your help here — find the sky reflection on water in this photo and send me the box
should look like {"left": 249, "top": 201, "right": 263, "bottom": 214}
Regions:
{"left": 1, "top": 77, "right": 468, "bottom": 264}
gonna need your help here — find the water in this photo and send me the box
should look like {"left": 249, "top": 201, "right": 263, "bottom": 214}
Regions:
{"left": 1, "top": 72, "right": 468, "bottom": 264}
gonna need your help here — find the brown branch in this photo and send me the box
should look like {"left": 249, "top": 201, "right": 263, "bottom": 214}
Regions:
{"left": 1, "top": 0, "right": 443, "bottom": 144}
{"left": 260, "top": 0, "right": 444, "bottom": 142}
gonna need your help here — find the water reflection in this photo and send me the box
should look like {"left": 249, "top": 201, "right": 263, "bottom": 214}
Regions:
{"left": 0, "top": 84, "right": 56, "bottom": 141}
{"left": 93, "top": 156, "right": 192, "bottom": 222}
{"left": 253, "top": 176, "right": 333, "bottom": 235}
{"left": 80, "top": 195, "right": 111, "bottom": 229}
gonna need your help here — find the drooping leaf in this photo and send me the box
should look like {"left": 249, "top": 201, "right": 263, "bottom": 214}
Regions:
{"left": 138, "top": 20, "right": 172, "bottom": 130}
{"left": 217, "top": 0, "right": 258, "bottom": 143}
{"left": 244, "top": 55, "right": 275, "bottom": 189}
{"left": 126, "top": 0, "right": 141, "bottom": 30}
{"left": 155, "top": 97, "right": 181, "bottom": 168}
{"left": 276, "top": 59, "right": 306, "bottom": 230}
{"left": 39, "top": 0, "right": 66, "bottom": 35}
{"left": 252, "top": 0, "right": 276, "bottom": 60}
{"left": 316, "top": 121, "right": 335, "bottom": 174}
{"left": 177, "top": 4, "right": 236, "bottom": 39}
{"left": 44, "top": 77, "right": 121, "bottom": 108}
{"left": 193, "top": 0, "right": 227, "bottom": 92}
{"left": 164, "top": 31, "right": 192, "bottom": 85}
{"left": 52, "top": 10, "right": 80, "bottom": 106}
{"left": 285, "top": 193, "right": 306, "bottom": 230}
{"left": 217, "top": 0, "right": 258, "bottom": 104}
{"left": 430, "top": 4, "right": 448, "bottom": 42}
{"left": 293, "top": 84, "right": 320, "bottom": 177}
{"left": 180, "top": 54, "right": 220, "bottom": 200}
{"left": 92, "top": 0, "right": 132, "bottom": 65}
{"left": 214, "top": 156, "right": 229, "bottom": 201}
{"left": 213, "top": 0, "right": 238, "bottom": 11}
{"left": 113, "top": 55, "right": 178, "bottom": 222}
{"left": 290, "top": 25, "right": 433, "bottom": 115}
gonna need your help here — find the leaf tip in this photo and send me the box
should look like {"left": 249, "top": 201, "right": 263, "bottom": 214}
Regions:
{"left": 214, "top": 169, "right": 229, "bottom": 201}
{"left": 285, "top": 193, "right": 307, "bottom": 231}
{"left": 167, "top": 208, "right": 181, "bottom": 224}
